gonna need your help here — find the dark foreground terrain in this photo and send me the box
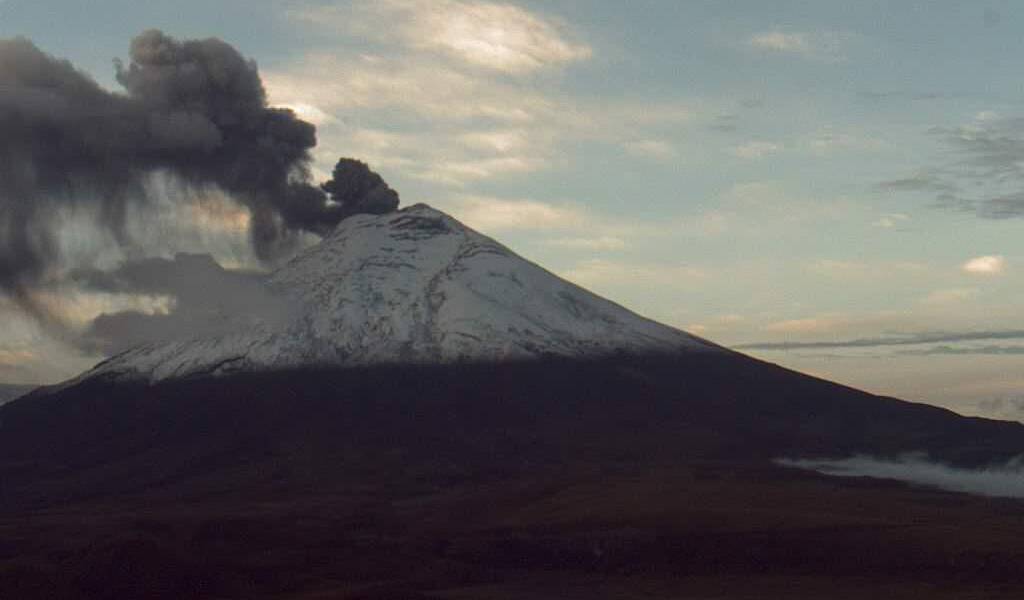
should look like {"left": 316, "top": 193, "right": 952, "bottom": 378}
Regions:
{"left": 2, "top": 353, "right": 1023, "bottom": 598}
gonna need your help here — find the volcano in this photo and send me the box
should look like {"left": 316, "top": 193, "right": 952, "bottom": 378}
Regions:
{"left": 75, "top": 204, "right": 719, "bottom": 383}
{"left": 3, "top": 205, "right": 1024, "bottom": 599}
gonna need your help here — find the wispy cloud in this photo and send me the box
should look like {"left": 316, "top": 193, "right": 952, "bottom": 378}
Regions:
{"left": 872, "top": 213, "right": 910, "bottom": 228}
{"left": 437, "top": 195, "right": 666, "bottom": 249}
{"left": 963, "top": 255, "right": 1007, "bottom": 275}
{"left": 441, "top": 195, "right": 588, "bottom": 231}
{"left": 418, "top": 156, "right": 544, "bottom": 185}
{"left": 920, "top": 287, "right": 980, "bottom": 306}
{"left": 805, "top": 126, "right": 885, "bottom": 154}
{"left": 885, "top": 115, "right": 1024, "bottom": 219}
{"left": 732, "top": 140, "right": 781, "bottom": 159}
{"left": 747, "top": 30, "right": 849, "bottom": 61}
{"left": 561, "top": 259, "right": 706, "bottom": 290}
{"left": 0, "top": 349, "right": 37, "bottom": 367}
{"left": 686, "top": 313, "right": 746, "bottom": 336}
{"left": 877, "top": 172, "right": 956, "bottom": 193}
{"left": 761, "top": 316, "right": 837, "bottom": 335}
{"left": 806, "top": 259, "right": 927, "bottom": 281}
{"left": 542, "top": 236, "right": 627, "bottom": 251}
{"left": 310, "top": 126, "right": 554, "bottom": 187}
{"left": 738, "top": 328, "right": 1024, "bottom": 351}
{"left": 268, "top": 5, "right": 695, "bottom": 188}
{"left": 458, "top": 129, "right": 531, "bottom": 153}
{"left": 749, "top": 31, "right": 813, "bottom": 53}
{"left": 719, "top": 181, "right": 852, "bottom": 225}
{"left": 903, "top": 344, "right": 1024, "bottom": 356}
{"left": 293, "top": 0, "right": 591, "bottom": 74}
{"left": 264, "top": 53, "right": 554, "bottom": 124}
{"left": 624, "top": 139, "right": 678, "bottom": 161}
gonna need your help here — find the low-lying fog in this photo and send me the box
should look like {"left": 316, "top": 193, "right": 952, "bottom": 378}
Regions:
{"left": 778, "top": 455, "right": 1024, "bottom": 499}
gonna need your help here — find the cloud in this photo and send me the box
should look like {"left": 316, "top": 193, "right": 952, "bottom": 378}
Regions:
{"left": 271, "top": 101, "right": 338, "bottom": 127}
{"left": 872, "top": 213, "right": 910, "bottom": 228}
{"left": 419, "top": 156, "right": 544, "bottom": 185}
{"left": 0, "top": 349, "right": 37, "bottom": 367}
{"left": 686, "top": 314, "right": 746, "bottom": 335}
{"left": 920, "top": 287, "right": 979, "bottom": 306}
{"left": 33, "top": 289, "right": 174, "bottom": 331}
{"left": 903, "top": 344, "right": 1024, "bottom": 356}
{"left": 886, "top": 116, "right": 1024, "bottom": 219}
{"left": 709, "top": 114, "right": 740, "bottom": 132}
{"left": 0, "top": 30, "right": 342, "bottom": 312}
{"left": 543, "top": 236, "right": 627, "bottom": 251}
{"left": 400, "top": 0, "right": 592, "bottom": 73}
{"left": 748, "top": 31, "right": 813, "bottom": 53}
{"left": 264, "top": 58, "right": 692, "bottom": 187}
{"left": 264, "top": 53, "right": 554, "bottom": 124}
{"left": 963, "top": 255, "right": 1006, "bottom": 275}
{"left": 857, "top": 90, "right": 948, "bottom": 103}
{"left": 806, "top": 259, "right": 927, "bottom": 281}
{"left": 71, "top": 253, "right": 292, "bottom": 354}
{"left": 747, "top": 31, "right": 848, "bottom": 61}
{"left": 732, "top": 140, "right": 781, "bottom": 159}
{"left": 778, "top": 456, "right": 1024, "bottom": 500}
{"left": 973, "top": 395, "right": 1024, "bottom": 421}
{"left": 293, "top": 0, "right": 591, "bottom": 74}
{"left": 719, "top": 181, "right": 852, "bottom": 225}
{"left": 624, "top": 139, "right": 678, "bottom": 161}
{"left": 805, "top": 126, "right": 885, "bottom": 155}
{"left": 458, "top": 129, "right": 530, "bottom": 153}
{"left": 318, "top": 127, "right": 549, "bottom": 187}
{"left": 762, "top": 316, "right": 845, "bottom": 335}
{"left": 436, "top": 194, "right": 686, "bottom": 247}
{"left": 268, "top": 5, "right": 696, "bottom": 189}
{"left": 876, "top": 172, "right": 955, "bottom": 193}
{"left": 0, "top": 297, "right": 109, "bottom": 384}
{"left": 441, "top": 195, "right": 588, "bottom": 231}
{"left": 738, "top": 328, "right": 1024, "bottom": 351}
{"left": 561, "top": 259, "right": 706, "bottom": 289}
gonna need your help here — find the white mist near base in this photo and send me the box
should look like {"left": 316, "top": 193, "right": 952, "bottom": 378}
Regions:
{"left": 77, "top": 204, "right": 720, "bottom": 383}
{"left": 778, "top": 455, "right": 1024, "bottom": 499}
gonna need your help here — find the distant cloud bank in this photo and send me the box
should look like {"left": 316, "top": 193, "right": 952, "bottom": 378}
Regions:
{"left": 738, "top": 328, "right": 1024, "bottom": 351}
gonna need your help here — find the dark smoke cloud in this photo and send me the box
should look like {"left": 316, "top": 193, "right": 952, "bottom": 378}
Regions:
{"left": 0, "top": 30, "right": 399, "bottom": 316}
{"left": 71, "top": 253, "right": 290, "bottom": 354}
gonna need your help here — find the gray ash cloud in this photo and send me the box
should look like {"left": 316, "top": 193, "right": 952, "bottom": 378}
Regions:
{"left": 71, "top": 253, "right": 291, "bottom": 354}
{"left": 0, "top": 30, "right": 398, "bottom": 316}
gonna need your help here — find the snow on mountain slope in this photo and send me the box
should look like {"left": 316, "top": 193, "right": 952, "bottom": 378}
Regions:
{"left": 79, "top": 204, "right": 722, "bottom": 383}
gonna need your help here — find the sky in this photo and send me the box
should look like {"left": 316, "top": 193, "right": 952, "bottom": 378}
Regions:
{"left": 0, "top": 1, "right": 1022, "bottom": 419}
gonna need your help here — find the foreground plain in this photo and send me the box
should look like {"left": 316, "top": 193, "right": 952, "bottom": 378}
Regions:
{"left": 2, "top": 355, "right": 1023, "bottom": 598}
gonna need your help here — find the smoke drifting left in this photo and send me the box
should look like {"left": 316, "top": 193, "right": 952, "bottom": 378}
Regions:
{"left": 0, "top": 30, "right": 398, "bottom": 324}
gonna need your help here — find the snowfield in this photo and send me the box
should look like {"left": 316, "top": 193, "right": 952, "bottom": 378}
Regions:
{"left": 79, "top": 204, "right": 721, "bottom": 383}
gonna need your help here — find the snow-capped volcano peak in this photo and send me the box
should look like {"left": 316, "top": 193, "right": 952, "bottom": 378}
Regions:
{"left": 81, "top": 204, "right": 721, "bottom": 382}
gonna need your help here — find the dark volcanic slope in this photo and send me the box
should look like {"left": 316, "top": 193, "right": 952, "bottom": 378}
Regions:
{"left": 4, "top": 354, "right": 1024, "bottom": 599}
{"left": 0, "top": 384, "right": 34, "bottom": 407}
{"left": 2, "top": 352, "right": 1021, "bottom": 505}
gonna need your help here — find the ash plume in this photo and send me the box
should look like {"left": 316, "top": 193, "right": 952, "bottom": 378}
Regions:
{"left": 71, "top": 253, "right": 290, "bottom": 354}
{"left": 0, "top": 30, "right": 398, "bottom": 318}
